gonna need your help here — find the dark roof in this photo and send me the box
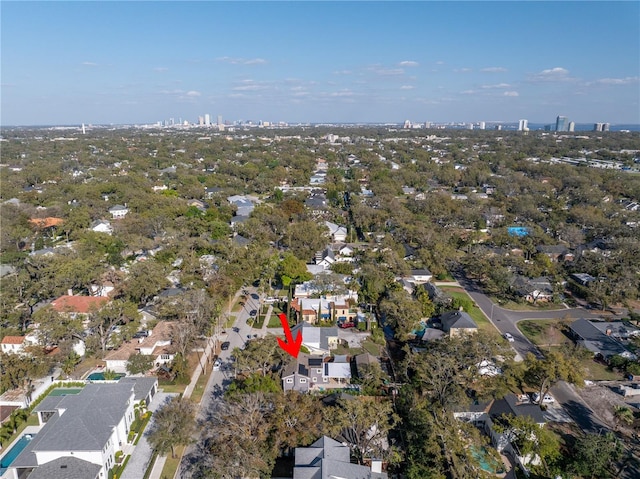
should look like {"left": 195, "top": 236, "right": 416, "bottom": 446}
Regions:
{"left": 536, "top": 244, "right": 568, "bottom": 255}
{"left": 440, "top": 311, "right": 477, "bottom": 332}
{"left": 569, "top": 319, "right": 632, "bottom": 358}
{"left": 27, "top": 457, "right": 101, "bottom": 479}
{"left": 119, "top": 377, "right": 158, "bottom": 402}
{"left": 489, "top": 394, "right": 546, "bottom": 425}
{"left": 411, "top": 268, "right": 432, "bottom": 276}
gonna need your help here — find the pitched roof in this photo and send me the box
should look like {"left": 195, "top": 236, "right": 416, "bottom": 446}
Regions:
{"left": 29, "top": 217, "right": 64, "bottom": 228}
{"left": 290, "top": 322, "right": 338, "bottom": 351}
{"left": 569, "top": 319, "right": 633, "bottom": 358}
{"left": 293, "top": 435, "right": 388, "bottom": 479}
{"left": 1, "top": 335, "right": 26, "bottom": 345}
{"left": 51, "top": 295, "right": 108, "bottom": 314}
{"left": 440, "top": 310, "right": 477, "bottom": 332}
{"left": 27, "top": 383, "right": 135, "bottom": 452}
{"left": 489, "top": 393, "right": 546, "bottom": 425}
{"left": 27, "top": 457, "right": 101, "bottom": 479}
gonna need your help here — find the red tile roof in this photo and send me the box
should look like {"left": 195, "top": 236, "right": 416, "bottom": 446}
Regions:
{"left": 29, "top": 217, "right": 64, "bottom": 229}
{"left": 51, "top": 295, "right": 108, "bottom": 314}
{"left": 1, "top": 335, "right": 26, "bottom": 345}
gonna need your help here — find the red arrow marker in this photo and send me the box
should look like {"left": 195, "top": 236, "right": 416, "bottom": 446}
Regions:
{"left": 277, "top": 313, "right": 302, "bottom": 358}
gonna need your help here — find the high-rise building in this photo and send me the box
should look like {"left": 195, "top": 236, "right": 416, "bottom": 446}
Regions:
{"left": 217, "top": 115, "right": 223, "bottom": 126}
{"left": 568, "top": 122, "right": 575, "bottom": 132}
{"left": 518, "top": 119, "right": 528, "bottom": 131}
{"left": 198, "top": 116, "right": 204, "bottom": 126}
{"left": 555, "top": 116, "right": 569, "bottom": 132}
{"left": 479, "top": 121, "right": 486, "bottom": 130}
{"left": 424, "top": 121, "right": 432, "bottom": 129}
{"left": 594, "top": 122, "right": 610, "bottom": 132}
{"left": 205, "top": 114, "right": 211, "bottom": 126}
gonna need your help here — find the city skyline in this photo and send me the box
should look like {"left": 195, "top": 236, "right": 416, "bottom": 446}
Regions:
{"left": 1, "top": 1, "right": 639, "bottom": 126}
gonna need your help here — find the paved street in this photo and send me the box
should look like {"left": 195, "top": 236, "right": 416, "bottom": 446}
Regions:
{"left": 177, "top": 286, "right": 271, "bottom": 478}
{"left": 449, "top": 272, "right": 610, "bottom": 432}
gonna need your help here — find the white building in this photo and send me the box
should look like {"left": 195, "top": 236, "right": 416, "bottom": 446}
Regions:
{"left": 7, "top": 380, "right": 158, "bottom": 479}
{"left": 108, "top": 205, "right": 129, "bottom": 219}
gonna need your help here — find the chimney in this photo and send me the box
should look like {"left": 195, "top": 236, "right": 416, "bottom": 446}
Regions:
{"left": 68, "top": 289, "right": 73, "bottom": 296}
{"left": 606, "top": 329, "right": 611, "bottom": 336}
{"left": 371, "top": 459, "right": 382, "bottom": 473}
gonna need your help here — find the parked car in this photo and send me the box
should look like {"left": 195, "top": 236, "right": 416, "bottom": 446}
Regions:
{"left": 221, "top": 341, "right": 231, "bottom": 350}
{"left": 213, "top": 359, "right": 221, "bottom": 371}
{"left": 531, "top": 392, "right": 555, "bottom": 404}
{"left": 504, "top": 332, "right": 515, "bottom": 342}
{"left": 339, "top": 321, "right": 355, "bottom": 329}
{"left": 249, "top": 309, "right": 258, "bottom": 317}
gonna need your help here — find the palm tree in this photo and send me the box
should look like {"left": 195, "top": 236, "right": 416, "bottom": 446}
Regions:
{"left": 614, "top": 405, "right": 635, "bottom": 431}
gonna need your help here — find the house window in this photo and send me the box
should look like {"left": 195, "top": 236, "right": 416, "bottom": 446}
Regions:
{"left": 316, "top": 369, "right": 322, "bottom": 374}
{"left": 286, "top": 378, "right": 293, "bottom": 384}
{"left": 323, "top": 378, "right": 328, "bottom": 382}
{"left": 312, "top": 377, "right": 317, "bottom": 382}
{"left": 299, "top": 378, "right": 307, "bottom": 383}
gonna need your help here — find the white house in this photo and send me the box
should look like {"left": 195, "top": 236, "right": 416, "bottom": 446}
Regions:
{"left": 7, "top": 380, "right": 156, "bottom": 479}
{"left": 90, "top": 220, "right": 113, "bottom": 235}
{"left": 108, "top": 205, "right": 129, "bottom": 219}
{"left": 0, "top": 335, "right": 38, "bottom": 355}
{"left": 103, "top": 321, "right": 175, "bottom": 373}
{"left": 324, "top": 221, "right": 347, "bottom": 243}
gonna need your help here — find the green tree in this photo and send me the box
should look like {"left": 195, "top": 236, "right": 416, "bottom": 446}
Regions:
{"left": 147, "top": 396, "right": 197, "bottom": 459}
{"left": 570, "top": 431, "right": 623, "bottom": 479}
{"left": 126, "top": 353, "right": 154, "bottom": 375}
{"left": 523, "top": 351, "right": 585, "bottom": 403}
{"left": 124, "top": 260, "right": 168, "bottom": 305}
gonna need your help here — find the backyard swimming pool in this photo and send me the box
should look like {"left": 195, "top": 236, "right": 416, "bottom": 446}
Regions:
{"left": 471, "top": 445, "right": 504, "bottom": 474}
{"left": 87, "top": 372, "right": 125, "bottom": 381}
{"left": 0, "top": 434, "right": 34, "bottom": 476}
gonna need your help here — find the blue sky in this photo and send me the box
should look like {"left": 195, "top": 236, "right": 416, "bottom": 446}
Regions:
{"left": 2, "top": 1, "right": 639, "bottom": 126}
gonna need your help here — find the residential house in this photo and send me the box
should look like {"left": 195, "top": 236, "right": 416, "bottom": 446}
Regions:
{"left": 568, "top": 319, "right": 637, "bottom": 361}
{"left": 305, "top": 191, "right": 328, "bottom": 216}
{"left": 51, "top": 294, "right": 109, "bottom": 320}
{"left": 536, "top": 244, "right": 570, "bottom": 262}
{"left": 90, "top": 220, "right": 113, "bottom": 235}
{"left": 103, "top": 321, "right": 176, "bottom": 373}
{"left": 282, "top": 354, "right": 352, "bottom": 393}
{"left": 314, "top": 247, "right": 336, "bottom": 268}
{"left": 408, "top": 268, "right": 433, "bottom": 284}
{"left": 1, "top": 334, "right": 38, "bottom": 355}
{"left": 510, "top": 275, "right": 554, "bottom": 303}
{"left": 289, "top": 322, "right": 338, "bottom": 354}
{"left": 325, "top": 221, "right": 347, "bottom": 243}
{"left": 438, "top": 310, "right": 478, "bottom": 337}
{"left": 227, "top": 195, "right": 254, "bottom": 217}
{"left": 454, "top": 393, "right": 545, "bottom": 473}
{"left": 108, "top": 205, "right": 129, "bottom": 219}
{"left": 8, "top": 380, "right": 157, "bottom": 479}
{"left": 293, "top": 436, "right": 387, "bottom": 479}
{"left": 28, "top": 217, "right": 64, "bottom": 229}
{"left": 204, "top": 187, "right": 223, "bottom": 199}
{"left": 290, "top": 297, "right": 358, "bottom": 324}
{"left": 570, "top": 273, "right": 596, "bottom": 286}
{"left": 187, "top": 199, "right": 207, "bottom": 211}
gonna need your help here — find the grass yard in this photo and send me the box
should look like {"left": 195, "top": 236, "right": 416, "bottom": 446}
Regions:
{"left": 493, "top": 298, "right": 567, "bottom": 312}
{"left": 441, "top": 288, "right": 495, "bottom": 333}
{"left": 159, "top": 445, "right": 185, "bottom": 479}
{"left": 362, "top": 339, "right": 382, "bottom": 356}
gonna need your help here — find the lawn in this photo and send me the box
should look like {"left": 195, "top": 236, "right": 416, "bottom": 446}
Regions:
{"left": 442, "top": 288, "right": 494, "bottom": 333}
{"left": 517, "top": 319, "right": 569, "bottom": 347}
{"left": 190, "top": 365, "right": 212, "bottom": 404}
{"left": 362, "top": 339, "right": 382, "bottom": 356}
{"left": 159, "top": 446, "right": 185, "bottom": 479}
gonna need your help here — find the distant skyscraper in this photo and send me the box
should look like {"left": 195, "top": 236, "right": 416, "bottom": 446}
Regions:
{"left": 603, "top": 123, "right": 610, "bottom": 132}
{"left": 479, "top": 121, "right": 485, "bottom": 130}
{"left": 198, "top": 116, "right": 204, "bottom": 126}
{"left": 424, "top": 121, "right": 432, "bottom": 129}
{"left": 568, "top": 121, "right": 575, "bottom": 132}
{"left": 205, "top": 114, "right": 211, "bottom": 126}
{"left": 518, "top": 119, "right": 528, "bottom": 131}
{"left": 593, "top": 122, "right": 610, "bottom": 132}
{"left": 217, "top": 115, "right": 223, "bottom": 126}
{"left": 403, "top": 120, "right": 411, "bottom": 129}
{"left": 555, "top": 115, "right": 569, "bottom": 132}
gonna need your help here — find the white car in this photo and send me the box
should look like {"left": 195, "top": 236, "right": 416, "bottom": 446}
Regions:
{"left": 531, "top": 392, "right": 555, "bottom": 404}
{"left": 504, "top": 332, "right": 515, "bottom": 342}
{"left": 213, "top": 359, "right": 221, "bottom": 371}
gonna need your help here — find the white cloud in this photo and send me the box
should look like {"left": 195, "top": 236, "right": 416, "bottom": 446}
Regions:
{"left": 400, "top": 85, "right": 415, "bottom": 90}
{"left": 454, "top": 68, "right": 472, "bottom": 73}
{"left": 399, "top": 61, "right": 419, "bottom": 67}
{"left": 481, "top": 67, "right": 507, "bottom": 73}
{"left": 481, "top": 83, "right": 511, "bottom": 89}
{"left": 503, "top": 91, "right": 519, "bottom": 97}
{"left": 371, "top": 66, "right": 404, "bottom": 76}
{"left": 461, "top": 90, "right": 477, "bottom": 95}
{"left": 333, "top": 70, "right": 353, "bottom": 75}
{"left": 217, "top": 56, "right": 267, "bottom": 65}
{"left": 186, "top": 90, "right": 201, "bottom": 97}
{"left": 154, "top": 67, "right": 169, "bottom": 72}
{"left": 530, "top": 67, "right": 575, "bottom": 82}
{"left": 82, "top": 62, "right": 98, "bottom": 67}
{"left": 590, "top": 76, "right": 639, "bottom": 85}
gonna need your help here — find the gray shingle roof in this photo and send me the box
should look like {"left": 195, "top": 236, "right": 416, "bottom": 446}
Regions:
{"left": 440, "top": 311, "right": 477, "bottom": 332}
{"left": 569, "top": 319, "right": 632, "bottom": 358}
{"left": 27, "top": 457, "right": 101, "bottom": 479}
{"left": 293, "top": 436, "right": 388, "bottom": 479}
{"left": 31, "top": 383, "right": 134, "bottom": 452}
{"left": 489, "top": 393, "right": 546, "bottom": 425}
